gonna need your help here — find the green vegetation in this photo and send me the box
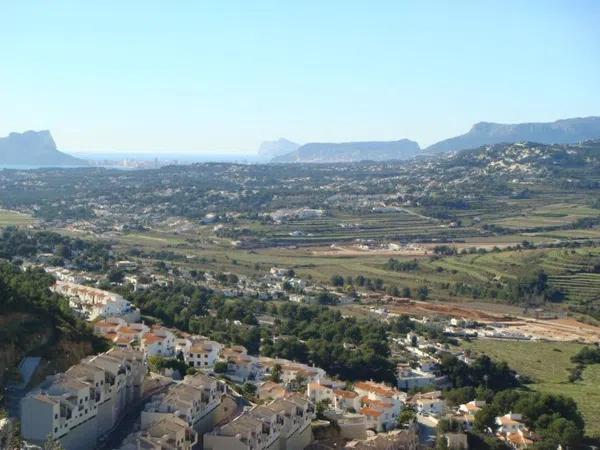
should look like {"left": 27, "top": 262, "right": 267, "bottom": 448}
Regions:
{"left": 0, "top": 261, "right": 107, "bottom": 391}
{"left": 0, "top": 227, "right": 114, "bottom": 271}
{"left": 474, "top": 390, "right": 584, "bottom": 449}
{"left": 463, "top": 339, "right": 600, "bottom": 438}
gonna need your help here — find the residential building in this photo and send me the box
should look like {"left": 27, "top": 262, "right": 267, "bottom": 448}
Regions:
{"left": 142, "top": 373, "right": 226, "bottom": 434}
{"left": 52, "top": 281, "right": 140, "bottom": 322}
{"left": 204, "top": 393, "right": 314, "bottom": 450}
{"left": 141, "top": 326, "right": 177, "bottom": 357}
{"left": 119, "top": 414, "right": 198, "bottom": 450}
{"left": 396, "top": 363, "right": 436, "bottom": 390}
{"left": 20, "top": 348, "right": 145, "bottom": 450}
{"left": 176, "top": 336, "right": 222, "bottom": 369}
{"left": 257, "top": 381, "right": 288, "bottom": 402}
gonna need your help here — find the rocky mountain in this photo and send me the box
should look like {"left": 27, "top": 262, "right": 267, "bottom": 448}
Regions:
{"left": 258, "top": 138, "right": 300, "bottom": 158}
{"left": 425, "top": 117, "right": 600, "bottom": 154}
{"left": 0, "top": 130, "right": 84, "bottom": 166}
{"left": 273, "top": 139, "right": 421, "bottom": 163}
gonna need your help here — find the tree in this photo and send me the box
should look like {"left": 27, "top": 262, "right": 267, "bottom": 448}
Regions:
{"left": 214, "top": 361, "right": 228, "bottom": 373}
{"left": 315, "top": 401, "right": 327, "bottom": 419}
{"left": 271, "top": 363, "right": 282, "bottom": 383}
{"left": 417, "top": 286, "right": 429, "bottom": 300}
{"left": 397, "top": 406, "right": 416, "bottom": 427}
{"left": 330, "top": 274, "right": 344, "bottom": 287}
{"left": 242, "top": 382, "right": 257, "bottom": 398}
{"left": 107, "top": 268, "right": 125, "bottom": 283}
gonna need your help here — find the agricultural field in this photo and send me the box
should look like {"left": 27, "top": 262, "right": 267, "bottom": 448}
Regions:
{"left": 0, "top": 209, "right": 35, "bottom": 226}
{"left": 493, "top": 203, "right": 600, "bottom": 230}
{"left": 463, "top": 339, "right": 600, "bottom": 438}
{"left": 103, "top": 223, "right": 600, "bottom": 308}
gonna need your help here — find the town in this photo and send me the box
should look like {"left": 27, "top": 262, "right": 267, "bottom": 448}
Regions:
{"left": 2, "top": 253, "right": 595, "bottom": 450}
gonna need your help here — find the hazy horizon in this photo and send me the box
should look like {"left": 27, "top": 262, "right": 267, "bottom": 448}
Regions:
{"left": 1, "top": 1, "right": 599, "bottom": 154}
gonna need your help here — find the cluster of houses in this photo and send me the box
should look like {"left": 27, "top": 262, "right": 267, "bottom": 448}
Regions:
{"left": 52, "top": 280, "right": 140, "bottom": 322}
{"left": 18, "top": 266, "right": 545, "bottom": 450}
{"left": 308, "top": 379, "right": 407, "bottom": 435}
{"left": 17, "top": 315, "right": 543, "bottom": 450}
{"left": 119, "top": 373, "right": 231, "bottom": 450}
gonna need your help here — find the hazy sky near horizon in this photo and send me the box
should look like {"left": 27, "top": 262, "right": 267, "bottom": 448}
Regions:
{"left": 1, "top": 1, "right": 599, "bottom": 153}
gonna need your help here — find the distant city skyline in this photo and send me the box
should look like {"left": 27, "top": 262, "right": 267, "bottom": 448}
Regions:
{"left": 1, "top": 1, "right": 599, "bottom": 153}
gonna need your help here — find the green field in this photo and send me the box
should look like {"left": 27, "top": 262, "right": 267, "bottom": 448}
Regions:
{"left": 493, "top": 203, "right": 600, "bottom": 230}
{"left": 463, "top": 339, "right": 600, "bottom": 438}
{"left": 0, "top": 209, "right": 35, "bottom": 226}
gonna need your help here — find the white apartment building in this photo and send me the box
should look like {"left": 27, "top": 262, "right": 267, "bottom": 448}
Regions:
{"left": 396, "top": 363, "right": 437, "bottom": 390}
{"left": 20, "top": 348, "right": 145, "bottom": 450}
{"left": 204, "top": 394, "right": 315, "bottom": 450}
{"left": 142, "top": 373, "right": 226, "bottom": 433}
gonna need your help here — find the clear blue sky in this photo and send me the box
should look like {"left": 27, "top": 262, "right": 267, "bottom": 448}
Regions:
{"left": 1, "top": 1, "right": 599, "bottom": 153}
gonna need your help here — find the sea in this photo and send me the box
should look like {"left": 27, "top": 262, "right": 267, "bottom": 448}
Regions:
{"left": 0, "top": 151, "right": 265, "bottom": 170}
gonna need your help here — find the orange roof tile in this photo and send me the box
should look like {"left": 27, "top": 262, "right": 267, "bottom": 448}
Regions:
{"left": 361, "top": 407, "right": 383, "bottom": 417}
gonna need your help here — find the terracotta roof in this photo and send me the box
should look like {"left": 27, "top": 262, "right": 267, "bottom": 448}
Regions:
{"left": 354, "top": 381, "right": 397, "bottom": 398}
{"left": 334, "top": 389, "right": 358, "bottom": 399}
{"left": 361, "top": 407, "right": 383, "bottom": 417}
{"left": 363, "top": 398, "right": 393, "bottom": 409}
{"left": 143, "top": 334, "right": 165, "bottom": 344}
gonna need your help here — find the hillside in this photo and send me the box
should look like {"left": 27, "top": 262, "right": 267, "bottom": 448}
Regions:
{"left": 0, "top": 262, "right": 107, "bottom": 395}
{"left": 441, "top": 140, "right": 600, "bottom": 177}
{"left": 0, "top": 130, "right": 84, "bottom": 166}
{"left": 273, "top": 139, "right": 420, "bottom": 162}
{"left": 426, "top": 116, "right": 600, "bottom": 153}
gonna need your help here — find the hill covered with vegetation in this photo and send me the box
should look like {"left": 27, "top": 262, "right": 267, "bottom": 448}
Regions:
{"left": 0, "top": 262, "right": 107, "bottom": 398}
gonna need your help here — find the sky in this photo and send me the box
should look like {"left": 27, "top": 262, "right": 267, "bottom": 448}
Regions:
{"left": 0, "top": 1, "right": 599, "bottom": 154}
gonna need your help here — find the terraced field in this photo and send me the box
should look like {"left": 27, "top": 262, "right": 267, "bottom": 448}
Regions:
{"left": 252, "top": 210, "right": 481, "bottom": 245}
{"left": 492, "top": 203, "right": 600, "bottom": 230}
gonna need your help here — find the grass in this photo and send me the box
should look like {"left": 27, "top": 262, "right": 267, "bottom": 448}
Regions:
{"left": 463, "top": 339, "right": 600, "bottom": 438}
{"left": 0, "top": 209, "right": 35, "bottom": 226}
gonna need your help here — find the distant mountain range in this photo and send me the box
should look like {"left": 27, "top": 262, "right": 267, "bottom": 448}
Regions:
{"left": 424, "top": 116, "right": 600, "bottom": 153}
{"left": 272, "top": 139, "right": 420, "bottom": 163}
{"left": 258, "top": 138, "right": 300, "bottom": 158}
{"left": 266, "top": 116, "right": 600, "bottom": 162}
{"left": 0, "top": 130, "right": 84, "bottom": 166}
{"left": 5, "top": 116, "right": 600, "bottom": 167}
